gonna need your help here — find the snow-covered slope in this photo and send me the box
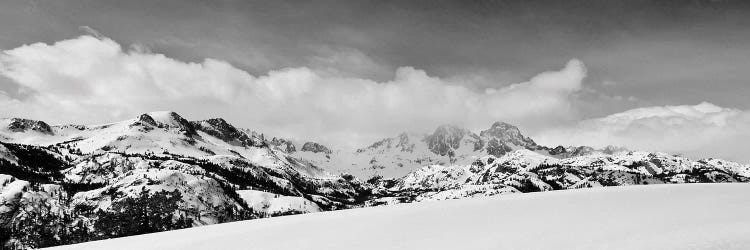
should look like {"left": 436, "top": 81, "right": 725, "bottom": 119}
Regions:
{"left": 54, "top": 184, "right": 750, "bottom": 250}
{"left": 236, "top": 190, "right": 321, "bottom": 216}
{"left": 375, "top": 149, "right": 750, "bottom": 203}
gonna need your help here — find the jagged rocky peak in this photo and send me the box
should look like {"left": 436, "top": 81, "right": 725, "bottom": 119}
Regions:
{"left": 549, "top": 145, "right": 568, "bottom": 155}
{"left": 424, "top": 125, "right": 473, "bottom": 156}
{"left": 136, "top": 113, "right": 158, "bottom": 127}
{"left": 192, "top": 118, "right": 239, "bottom": 139}
{"left": 191, "top": 118, "right": 266, "bottom": 147}
{"left": 200, "top": 117, "right": 233, "bottom": 128}
{"left": 269, "top": 137, "right": 297, "bottom": 153}
{"left": 480, "top": 122, "right": 537, "bottom": 147}
{"left": 301, "top": 142, "right": 332, "bottom": 154}
{"left": 2, "top": 118, "right": 54, "bottom": 135}
{"left": 135, "top": 111, "right": 197, "bottom": 136}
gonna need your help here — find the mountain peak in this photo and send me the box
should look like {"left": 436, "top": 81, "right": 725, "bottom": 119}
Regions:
{"left": 144, "top": 111, "right": 185, "bottom": 124}
{"left": 1, "top": 118, "right": 54, "bottom": 135}
{"left": 480, "top": 121, "right": 536, "bottom": 148}
{"left": 484, "top": 121, "right": 522, "bottom": 135}
{"left": 301, "top": 142, "right": 332, "bottom": 154}
{"left": 424, "top": 124, "right": 473, "bottom": 156}
{"left": 269, "top": 137, "right": 297, "bottom": 153}
{"left": 136, "top": 113, "right": 159, "bottom": 127}
{"left": 192, "top": 118, "right": 237, "bottom": 138}
{"left": 490, "top": 121, "right": 518, "bottom": 130}
{"left": 191, "top": 118, "right": 265, "bottom": 147}
{"left": 135, "top": 111, "right": 197, "bottom": 136}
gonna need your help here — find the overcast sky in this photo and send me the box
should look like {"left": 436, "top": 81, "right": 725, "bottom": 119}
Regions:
{"left": 1, "top": 0, "right": 749, "bottom": 162}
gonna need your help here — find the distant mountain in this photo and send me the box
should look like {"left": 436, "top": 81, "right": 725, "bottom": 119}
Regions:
{"left": 294, "top": 121, "right": 626, "bottom": 179}
{"left": 0, "top": 118, "right": 54, "bottom": 135}
{"left": 1, "top": 112, "right": 748, "bottom": 249}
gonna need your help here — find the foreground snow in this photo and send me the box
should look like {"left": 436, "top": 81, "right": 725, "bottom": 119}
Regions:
{"left": 54, "top": 184, "right": 750, "bottom": 250}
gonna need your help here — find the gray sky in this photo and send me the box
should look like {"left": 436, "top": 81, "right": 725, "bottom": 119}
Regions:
{"left": 1, "top": 0, "right": 750, "bottom": 161}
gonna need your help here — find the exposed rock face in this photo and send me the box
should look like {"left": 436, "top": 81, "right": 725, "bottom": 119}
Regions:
{"left": 136, "top": 113, "right": 159, "bottom": 127}
{"left": 549, "top": 145, "right": 568, "bottom": 155}
{"left": 5, "top": 118, "right": 54, "bottom": 135}
{"left": 479, "top": 122, "right": 538, "bottom": 149}
{"left": 269, "top": 138, "right": 297, "bottom": 153}
{"left": 193, "top": 118, "right": 238, "bottom": 139}
{"left": 423, "top": 125, "right": 478, "bottom": 156}
{"left": 301, "top": 142, "right": 332, "bottom": 154}
{"left": 484, "top": 139, "right": 513, "bottom": 158}
{"left": 192, "top": 118, "right": 264, "bottom": 147}
{"left": 422, "top": 122, "right": 542, "bottom": 158}
{"left": 136, "top": 112, "right": 198, "bottom": 137}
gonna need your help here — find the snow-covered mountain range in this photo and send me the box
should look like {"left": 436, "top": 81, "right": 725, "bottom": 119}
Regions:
{"left": 271, "top": 121, "right": 628, "bottom": 179}
{"left": 1, "top": 111, "right": 748, "bottom": 249}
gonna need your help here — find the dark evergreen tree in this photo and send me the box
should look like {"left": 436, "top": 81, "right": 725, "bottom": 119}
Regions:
{"left": 93, "top": 189, "right": 193, "bottom": 239}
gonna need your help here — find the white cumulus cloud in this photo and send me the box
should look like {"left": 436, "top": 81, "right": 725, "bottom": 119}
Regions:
{"left": 0, "top": 35, "right": 587, "bottom": 148}
{"left": 535, "top": 102, "right": 750, "bottom": 162}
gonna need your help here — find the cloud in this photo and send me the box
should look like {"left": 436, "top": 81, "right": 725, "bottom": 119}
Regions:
{"left": 306, "top": 47, "right": 392, "bottom": 80}
{"left": 78, "top": 26, "right": 104, "bottom": 39}
{"left": 0, "top": 35, "right": 587, "bottom": 148}
{"left": 535, "top": 102, "right": 750, "bottom": 162}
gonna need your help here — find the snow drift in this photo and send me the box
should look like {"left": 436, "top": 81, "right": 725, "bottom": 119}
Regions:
{"left": 54, "top": 183, "right": 750, "bottom": 250}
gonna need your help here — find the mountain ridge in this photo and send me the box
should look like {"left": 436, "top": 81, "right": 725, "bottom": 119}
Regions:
{"left": 1, "top": 111, "right": 749, "bottom": 249}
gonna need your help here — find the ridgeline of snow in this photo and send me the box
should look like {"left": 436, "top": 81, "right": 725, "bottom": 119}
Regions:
{"left": 369, "top": 148, "right": 750, "bottom": 204}
{"left": 236, "top": 190, "right": 321, "bottom": 215}
{"left": 55, "top": 184, "right": 750, "bottom": 250}
{"left": 0, "top": 112, "right": 331, "bottom": 179}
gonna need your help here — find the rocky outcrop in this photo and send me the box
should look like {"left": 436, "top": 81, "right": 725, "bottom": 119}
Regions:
{"left": 269, "top": 138, "right": 297, "bottom": 153}
{"left": 424, "top": 125, "right": 479, "bottom": 157}
{"left": 479, "top": 122, "right": 538, "bottom": 149}
{"left": 301, "top": 142, "right": 332, "bottom": 154}
{"left": 4, "top": 118, "right": 54, "bottom": 135}
{"left": 192, "top": 118, "right": 264, "bottom": 147}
